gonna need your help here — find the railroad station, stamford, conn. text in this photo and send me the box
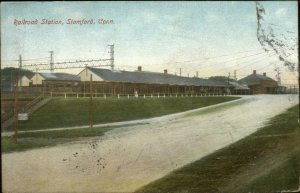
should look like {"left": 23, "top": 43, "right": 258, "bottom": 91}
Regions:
{"left": 13, "top": 18, "right": 114, "bottom": 26}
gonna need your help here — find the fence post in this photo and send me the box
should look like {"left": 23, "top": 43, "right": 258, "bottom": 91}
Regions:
{"left": 64, "top": 93, "right": 67, "bottom": 99}
{"left": 118, "top": 94, "right": 120, "bottom": 99}
{"left": 144, "top": 94, "right": 146, "bottom": 99}
{"left": 127, "top": 94, "right": 130, "bottom": 99}
{"left": 77, "top": 93, "right": 79, "bottom": 98}
{"left": 158, "top": 93, "right": 160, "bottom": 98}
{"left": 151, "top": 94, "right": 153, "bottom": 98}
{"left": 51, "top": 92, "right": 53, "bottom": 97}
{"left": 104, "top": 94, "right": 106, "bottom": 99}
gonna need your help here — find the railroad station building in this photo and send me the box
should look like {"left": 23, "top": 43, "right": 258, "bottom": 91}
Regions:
{"left": 238, "top": 70, "right": 278, "bottom": 94}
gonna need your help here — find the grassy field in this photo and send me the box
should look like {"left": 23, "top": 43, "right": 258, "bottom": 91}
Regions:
{"left": 1, "top": 126, "right": 113, "bottom": 153}
{"left": 136, "top": 105, "right": 299, "bottom": 193}
{"left": 13, "top": 96, "right": 239, "bottom": 131}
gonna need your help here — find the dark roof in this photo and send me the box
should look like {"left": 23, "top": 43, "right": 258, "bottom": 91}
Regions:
{"left": 39, "top": 73, "right": 80, "bottom": 81}
{"left": 238, "top": 74, "right": 276, "bottom": 86}
{"left": 88, "top": 68, "right": 231, "bottom": 87}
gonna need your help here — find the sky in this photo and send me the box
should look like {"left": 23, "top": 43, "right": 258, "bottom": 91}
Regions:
{"left": 1, "top": 1, "right": 298, "bottom": 86}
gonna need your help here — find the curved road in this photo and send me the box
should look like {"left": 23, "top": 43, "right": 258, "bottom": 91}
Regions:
{"left": 2, "top": 95, "right": 298, "bottom": 192}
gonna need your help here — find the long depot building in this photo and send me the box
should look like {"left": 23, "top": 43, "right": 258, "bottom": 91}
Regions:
{"left": 76, "top": 67, "right": 231, "bottom": 96}
{"left": 20, "top": 67, "right": 279, "bottom": 95}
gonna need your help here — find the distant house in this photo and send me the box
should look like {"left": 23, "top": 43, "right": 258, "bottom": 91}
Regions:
{"left": 2, "top": 75, "right": 33, "bottom": 92}
{"left": 31, "top": 73, "right": 80, "bottom": 85}
{"left": 1, "top": 76, "right": 14, "bottom": 92}
{"left": 17, "top": 75, "right": 33, "bottom": 87}
{"left": 1, "top": 68, "right": 34, "bottom": 92}
{"left": 29, "top": 73, "right": 81, "bottom": 93}
{"left": 238, "top": 70, "right": 278, "bottom": 94}
{"left": 77, "top": 67, "right": 232, "bottom": 95}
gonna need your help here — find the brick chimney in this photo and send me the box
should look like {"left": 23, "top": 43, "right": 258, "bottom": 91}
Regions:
{"left": 138, "top": 66, "right": 142, "bottom": 72}
{"left": 263, "top": 72, "right": 266, "bottom": 76}
{"left": 164, "top": 69, "right": 168, "bottom": 74}
{"left": 253, "top": 70, "right": 256, "bottom": 75}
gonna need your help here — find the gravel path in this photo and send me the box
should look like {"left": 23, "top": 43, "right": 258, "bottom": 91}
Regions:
{"left": 2, "top": 95, "right": 298, "bottom": 192}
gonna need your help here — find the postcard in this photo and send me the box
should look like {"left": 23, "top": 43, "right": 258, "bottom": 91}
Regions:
{"left": 1, "top": 1, "right": 299, "bottom": 193}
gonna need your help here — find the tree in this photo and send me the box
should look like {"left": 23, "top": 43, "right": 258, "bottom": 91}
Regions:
{"left": 255, "top": 2, "right": 298, "bottom": 71}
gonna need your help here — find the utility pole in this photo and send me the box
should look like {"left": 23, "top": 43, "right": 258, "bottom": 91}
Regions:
{"left": 50, "top": 51, "right": 54, "bottom": 73}
{"left": 108, "top": 44, "right": 114, "bottom": 70}
{"left": 227, "top": 72, "right": 231, "bottom": 95}
{"left": 89, "top": 74, "right": 93, "bottom": 128}
{"left": 233, "top": 70, "right": 237, "bottom": 80}
{"left": 10, "top": 70, "right": 13, "bottom": 92}
{"left": 19, "top": 55, "right": 22, "bottom": 88}
{"left": 274, "top": 67, "right": 281, "bottom": 86}
{"left": 13, "top": 55, "right": 22, "bottom": 143}
{"left": 35, "top": 66, "right": 39, "bottom": 91}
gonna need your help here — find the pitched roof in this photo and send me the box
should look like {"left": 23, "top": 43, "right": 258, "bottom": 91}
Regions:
{"left": 88, "top": 68, "right": 231, "bottom": 87}
{"left": 39, "top": 73, "right": 80, "bottom": 81}
{"left": 238, "top": 74, "right": 276, "bottom": 86}
{"left": 229, "top": 81, "right": 249, "bottom": 90}
{"left": 21, "top": 74, "right": 34, "bottom": 80}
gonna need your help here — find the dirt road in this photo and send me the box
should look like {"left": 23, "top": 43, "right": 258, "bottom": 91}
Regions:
{"left": 2, "top": 95, "right": 298, "bottom": 192}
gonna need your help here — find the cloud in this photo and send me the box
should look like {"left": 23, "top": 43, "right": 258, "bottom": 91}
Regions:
{"left": 275, "top": 8, "right": 287, "bottom": 16}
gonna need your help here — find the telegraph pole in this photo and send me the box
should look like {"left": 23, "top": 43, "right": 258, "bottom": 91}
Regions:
{"left": 233, "top": 70, "right": 237, "bottom": 80}
{"left": 227, "top": 72, "right": 231, "bottom": 95}
{"left": 274, "top": 67, "right": 281, "bottom": 86}
{"left": 50, "top": 51, "right": 54, "bottom": 73}
{"left": 19, "top": 55, "right": 22, "bottom": 88}
{"left": 89, "top": 74, "right": 93, "bottom": 128}
{"left": 108, "top": 44, "right": 114, "bottom": 70}
{"left": 13, "top": 55, "right": 22, "bottom": 143}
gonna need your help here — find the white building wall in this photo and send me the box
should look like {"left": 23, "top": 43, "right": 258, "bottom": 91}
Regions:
{"left": 18, "top": 76, "right": 32, "bottom": 86}
{"left": 31, "top": 74, "right": 45, "bottom": 85}
{"left": 78, "top": 68, "right": 103, "bottom": 81}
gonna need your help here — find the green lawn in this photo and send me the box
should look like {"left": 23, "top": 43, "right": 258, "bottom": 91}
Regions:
{"left": 136, "top": 105, "right": 299, "bottom": 193}
{"left": 14, "top": 96, "right": 239, "bottom": 131}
